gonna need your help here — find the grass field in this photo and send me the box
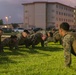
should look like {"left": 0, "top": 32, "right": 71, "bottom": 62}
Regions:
{"left": 0, "top": 42, "right": 76, "bottom": 75}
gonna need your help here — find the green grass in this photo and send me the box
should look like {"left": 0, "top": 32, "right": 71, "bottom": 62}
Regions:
{"left": 0, "top": 42, "right": 76, "bottom": 75}
{"left": 3, "top": 33, "right": 12, "bottom": 35}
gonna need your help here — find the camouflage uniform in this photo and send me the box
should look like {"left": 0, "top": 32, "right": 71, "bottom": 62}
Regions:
{"left": 62, "top": 33, "right": 74, "bottom": 67}
{"left": 25, "top": 30, "right": 47, "bottom": 48}
{"left": 44, "top": 36, "right": 53, "bottom": 46}
{"left": 53, "top": 31, "right": 62, "bottom": 44}
{"left": 0, "top": 29, "right": 3, "bottom": 52}
{"left": 16, "top": 32, "right": 31, "bottom": 47}
{"left": 17, "top": 32, "right": 25, "bottom": 45}
{"left": 2, "top": 35, "right": 18, "bottom": 50}
{"left": 44, "top": 31, "right": 56, "bottom": 46}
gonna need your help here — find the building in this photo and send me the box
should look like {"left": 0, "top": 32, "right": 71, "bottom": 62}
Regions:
{"left": 22, "top": 2, "right": 75, "bottom": 29}
{"left": 73, "top": 6, "right": 76, "bottom": 29}
{"left": 0, "top": 24, "right": 13, "bottom": 29}
{"left": 0, "top": 23, "right": 23, "bottom": 29}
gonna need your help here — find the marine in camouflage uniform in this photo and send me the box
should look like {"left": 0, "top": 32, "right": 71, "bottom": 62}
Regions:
{"left": 44, "top": 31, "right": 53, "bottom": 46}
{"left": 16, "top": 30, "right": 30, "bottom": 47}
{"left": 25, "top": 30, "right": 47, "bottom": 48}
{"left": 53, "top": 31, "right": 62, "bottom": 44}
{"left": 2, "top": 35, "right": 18, "bottom": 50}
{"left": 62, "top": 33, "right": 74, "bottom": 67}
{"left": 59, "top": 22, "right": 75, "bottom": 67}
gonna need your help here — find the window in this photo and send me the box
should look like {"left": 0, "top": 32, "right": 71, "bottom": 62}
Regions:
{"left": 71, "top": 15, "right": 73, "bottom": 17}
{"left": 59, "top": 12, "right": 60, "bottom": 15}
{"left": 56, "top": 5, "right": 58, "bottom": 8}
{"left": 25, "top": 10, "right": 28, "bottom": 13}
{"left": 61, "top": 12, "right": 63, "bottom": 15}
{"left": 56, "top": 11, "right": 58, "bottom": 14}
{"left": 51, "top": 16, "right": 55, "bottom": 19}
{"left": 56, "top": 18, "right": 58, "bottom": 21}
{"left": 72, "top": 20, "right": 73, "bottom": 22}
{"left": 52, "top": 10, "right": 55, "bottom": 12}
{"left": 64, "top": 13, "right": 65, "bottom": 16}
{"left": 62, "top": 18, "right": 63, "bottom": 21}
{"left": 64, "top": 19, "right": 65, "bottom": 21}
{"left": 61, "top": 6, "right": 63, "bottom": 9}
{"left": 74, "top": 10, "right": 76, "bottom": 13}
{"left": 64, "top": 7, "right": 66, "bottom": 10}
{"left": 59, "top": 18, "right": 62, "bottom": 21}
{"left": 25, "top": 17, "right": 28, "bottom": 19}
{"left": 65, "top": 13, "right": 67, "bottom": 16}
{"left": 65, "top": 7, "right": 67, "bottom": 10}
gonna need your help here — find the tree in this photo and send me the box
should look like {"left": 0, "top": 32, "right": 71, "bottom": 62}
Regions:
{"left": 12, "top": 23, "right": 19, "bottom": 28}
{"left": 0, "top": 19, "right": 3, "bottom": 25}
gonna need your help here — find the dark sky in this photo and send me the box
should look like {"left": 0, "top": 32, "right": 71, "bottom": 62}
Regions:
{"left": 0, "top": 0, "right": 75, "bottom": 24}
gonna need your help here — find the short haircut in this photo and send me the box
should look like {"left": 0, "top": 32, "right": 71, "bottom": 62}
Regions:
{"left": 60, "top": 22, "right": 70, "bottom": 31}
{"left": 24, "top": 29, "right": 29, "bottom": 34}
{"left": 52, "top": 28, "right": 56, "bottom": 31}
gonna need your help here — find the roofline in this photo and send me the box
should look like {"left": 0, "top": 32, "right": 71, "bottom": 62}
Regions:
{"left": 22, "top": 1, "right": 75, "bottom": 9}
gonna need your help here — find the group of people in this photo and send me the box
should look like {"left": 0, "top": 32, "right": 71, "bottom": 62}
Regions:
{"left": 0, "top": 22, "right": 76, "bottom": 68}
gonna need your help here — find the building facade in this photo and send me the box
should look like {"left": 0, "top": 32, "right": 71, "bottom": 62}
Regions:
{"left": 22, "top": 2, "right": 75, "bottom": 29}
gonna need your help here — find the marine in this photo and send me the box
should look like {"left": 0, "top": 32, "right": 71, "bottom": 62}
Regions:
{"left": 59, "top": 22, "right": 76, "bottom": 67}
{"left": 24, "top": 30, "right": 47, "bottom": 48}
{"left": 2, "top": 35, "right": 18, "bottom": 50}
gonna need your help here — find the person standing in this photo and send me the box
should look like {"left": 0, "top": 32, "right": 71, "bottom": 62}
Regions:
{"left": 59, "top": 22, "right": 75, "bottom": 67}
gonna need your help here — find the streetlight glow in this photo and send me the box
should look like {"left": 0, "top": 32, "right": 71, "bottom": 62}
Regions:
{"left": 5, "top": 16, "right": 8, "bottom": 22}
{"left": 5, "top": 16, "right": 11, "bottom": 28}
{"left": 5, "top": 16, "right": 9, "bottom": 28}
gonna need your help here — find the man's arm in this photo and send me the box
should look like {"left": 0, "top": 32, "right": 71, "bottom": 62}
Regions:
{"left": 63, "top": 35, "right": 72, "bottom": 66}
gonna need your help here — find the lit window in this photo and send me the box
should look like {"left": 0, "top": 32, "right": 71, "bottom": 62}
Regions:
{"left": 74, "top": 10, "right": 76, "bottom": 13}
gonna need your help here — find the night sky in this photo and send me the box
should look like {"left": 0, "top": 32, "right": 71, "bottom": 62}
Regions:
{"left": 0, "top": 0, "right": 75, "bottom": 24}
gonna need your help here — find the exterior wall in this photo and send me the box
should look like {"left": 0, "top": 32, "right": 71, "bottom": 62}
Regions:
{"left": 46, "top": 4, "right": 56, "bottom": 28}
{"left": 23, "top": 2, "right": 75, "bottom": 29}
{"left": 73, "top": 7, "right": 76, "bottom": 29}
{"left": 24, "top": 4, "right": 35, "bottom": 28}
{"left": 34, "top": 3, "right": 46, "bottom": 29}
{"left": 55, "top": 4, "right": 74, "bottom": 29}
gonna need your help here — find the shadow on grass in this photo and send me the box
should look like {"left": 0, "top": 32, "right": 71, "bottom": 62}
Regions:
{"left": 70, "top": 66, "right": 76, "bottom": 71}
{"left": 0, "top": 44, "right": 63, "bottom": 64}
{"left": 0, "top": 56, "right": 17, "bottom": 64}
{"left": 30, "top": 46, "right": 63, "bottom": 52}
{"left": 25, "top": 48, "right": 51, "bottom": 56}
{"left": 0, "top": 50, "right": 23, "bottom": 64}
{"left": 18, "top": 46, "right": 62, "bottom": 56}
{"left": 0, "top": 47, "right": 26, "bottom": 56}
{"left": 0, "top": 48, "right": 27, "bottom": 64}
{"left": 0, "top": 44, "right": 63, "bottom": 57}
{"left": 17, "top": 47, "right": 51, "bottom": 56}
{"left": 25, "top": 48, "right": 39, "bottom": 54}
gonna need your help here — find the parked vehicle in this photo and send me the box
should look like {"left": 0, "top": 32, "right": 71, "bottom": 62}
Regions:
{"left": 2, "top": 28, "right": 13, "bottom": 33}
{"left": 13, "top": 28, "right": 24, "bottom": 32}
{"left": 33, "top": 28, "right": 43, "bottom": 32}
